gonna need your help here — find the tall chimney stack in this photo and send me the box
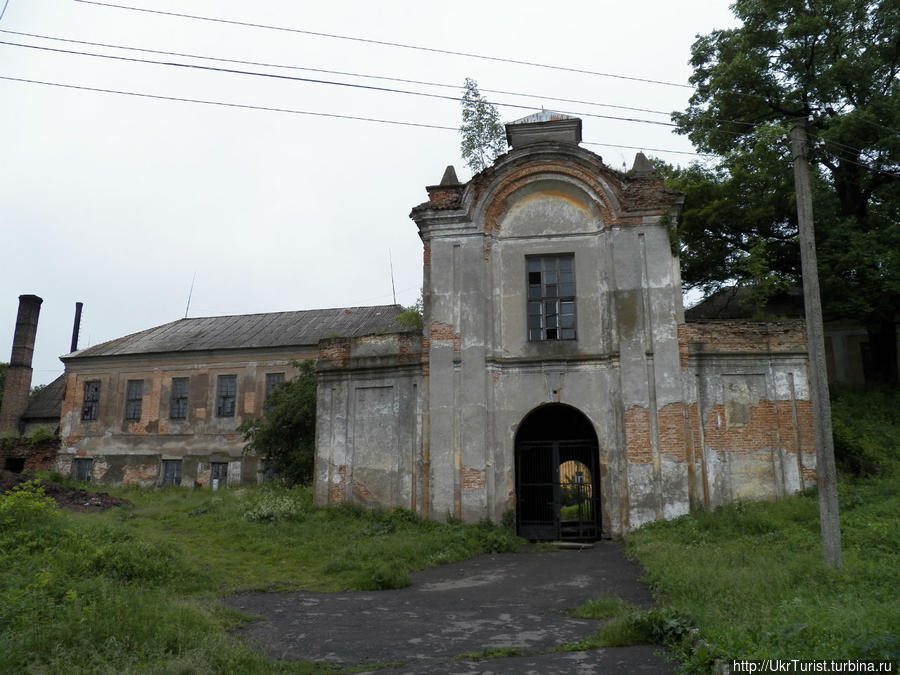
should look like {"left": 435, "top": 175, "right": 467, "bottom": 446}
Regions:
{"left": 71, "top": 302, "right": 83, "bottom": 353}
{"left": 0, "top": 294, "right": 43, "bottom": 432}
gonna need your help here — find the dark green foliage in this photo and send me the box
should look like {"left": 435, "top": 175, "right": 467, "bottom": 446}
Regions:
{"left": 831, "top": 387, "right": 900, "bottom": 477}
{"left": 459, "top": 78, "right": 506, "bottom": 173}
{"left": 673, "top": 0, "right": 900, "bottom": 372}
{"left": 240, "top": 360, "right": 317, "bottom": 485}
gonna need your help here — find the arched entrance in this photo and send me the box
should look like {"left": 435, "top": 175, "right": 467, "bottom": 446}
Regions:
{"left": 514, "top": 404, "right": 600, "bottom": 541}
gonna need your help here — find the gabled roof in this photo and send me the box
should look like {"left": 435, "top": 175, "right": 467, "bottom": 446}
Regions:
{"left": 22, "top": 374, "right": 65, "bottom": 420}
{"left": 63, "top": 305, "right": 406, "bottom": 360}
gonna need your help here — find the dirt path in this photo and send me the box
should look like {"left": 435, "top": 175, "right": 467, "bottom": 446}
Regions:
{"left": 226, "top": 542, "right": 675, "bottom": 674}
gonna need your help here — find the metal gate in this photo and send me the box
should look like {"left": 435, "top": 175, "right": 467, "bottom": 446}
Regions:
{"left": 516, "top": 439, "right": 600, "bottom": 541}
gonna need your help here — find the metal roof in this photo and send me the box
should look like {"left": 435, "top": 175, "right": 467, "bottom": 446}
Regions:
{"left": 22, "top": 374, "right": 65, "bottom": 420}
{"left": 63, "top": 305, "right": 406, "bottom": 360}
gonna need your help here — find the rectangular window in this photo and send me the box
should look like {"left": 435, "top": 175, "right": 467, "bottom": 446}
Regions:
{"left": 74, "top": 458, "right": 93, "bottom": 482}
{"left": 82, "top": 381, "right": 100, "bottom": 421}
{"left": 216, "top": 375, "right": 237, "bottom": 417}
{"left": 161, "top": 460, "right": 182, "bottom": 486}
{"left": 125, "top": 379, "right": 143, "bottom": 420}
{"left": 527, "top": 254, "right": 577, "bottom": 341}
{"left": 170, "top": 377, "right": 189, "bottom": 419}
{"left": 265, "top": 372, "right": 285, "bottom": 400}
{"left": 210, "top": 462, "right": 228, "bottom": 489}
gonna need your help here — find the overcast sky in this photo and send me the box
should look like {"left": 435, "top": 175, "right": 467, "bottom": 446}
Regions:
{"left": 1, "top": 0, "right": 738, "bottom": 387}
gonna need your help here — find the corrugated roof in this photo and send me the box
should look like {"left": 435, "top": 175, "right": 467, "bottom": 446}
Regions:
{"left": 64, "top": 305, "right": 406, "bottom": 359}
{"left": 22, "top": 374, "right": 65, "bottom": 420}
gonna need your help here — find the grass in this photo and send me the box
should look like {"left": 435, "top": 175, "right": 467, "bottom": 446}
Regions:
{"left": 0, "top": 480, "right": 521, "bottom": 674}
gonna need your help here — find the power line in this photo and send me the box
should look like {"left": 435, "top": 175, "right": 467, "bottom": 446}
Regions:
{"left": 0, "top": 74, "right": 458, "bottom": 130}
{"left": 0, "top": 29, "right": 674, "bottom": 118}
{"left": 0, "top": 39, "right": 679, "bottom": 128}
{"left": 72, "top": 0, "right": 692, "bottom": 89}
{"left": 0, "top": 74, "right": 707, "bottom": 157}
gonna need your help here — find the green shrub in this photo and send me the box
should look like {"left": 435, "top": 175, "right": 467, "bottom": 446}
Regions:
{"left": 242, "top": 490, "right": 305, "bottom": 522}
{"left": 0, "top": 480, "right": 65, "bottom": 553}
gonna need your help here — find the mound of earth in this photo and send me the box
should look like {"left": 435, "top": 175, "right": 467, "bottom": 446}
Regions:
{"left": 0, "top": 470, "right": 130, "bottom": 512}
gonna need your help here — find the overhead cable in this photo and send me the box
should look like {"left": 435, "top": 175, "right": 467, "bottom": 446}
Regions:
{"left": 0, "top": 29, "right": 674, "bottom": 117}
{"left": 0, "top": 39, "right": 679, "bottom": 128}
{"left": 71, "top": 0, "right": 692, "bottom": 89}
{"left": 0, "top": 74, "right": 707, "bottom": 156}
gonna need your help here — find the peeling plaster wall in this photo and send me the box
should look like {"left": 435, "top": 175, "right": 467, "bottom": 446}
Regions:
{"left": 57, "top": 347, "right": 311, "bottom": 486}
{"left": 314, "top": 334, "right": 423, "bottom": 512}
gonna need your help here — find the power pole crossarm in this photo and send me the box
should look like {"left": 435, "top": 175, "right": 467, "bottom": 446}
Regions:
{"left": 790, "top": 122, "right": 843, "bottom": 568}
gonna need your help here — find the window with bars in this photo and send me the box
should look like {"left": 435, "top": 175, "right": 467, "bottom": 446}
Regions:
{"left": 161, "top": 459, "right": 182, "bottom": 486}
{"left": 125, "top": 379, "right": 143, "bottom": 420}
{"left": 265, "top": 372, "right": 285, "bottom": 401}
{"left": 170, "top": 377, "right": 189, "bottom": 419}
{"left": 527, "top": 254, "right": 577, "bottom": 341}
{"left": 216, "top": 375, "right": 237, "bottom": 417}
{"left": 82, "top": 381, "right": 100, "bottom": 421}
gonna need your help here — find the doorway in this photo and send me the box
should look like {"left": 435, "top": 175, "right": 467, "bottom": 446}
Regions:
{"left": 515, "top": 404, "right": 600, "bottom": 541}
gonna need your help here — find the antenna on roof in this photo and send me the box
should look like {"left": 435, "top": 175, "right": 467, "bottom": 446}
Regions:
{"left": 184, "top": 272, "right": 197, "bottom": 318}
{"left": 389, "top": 251, "right": 397, "bottom": 305}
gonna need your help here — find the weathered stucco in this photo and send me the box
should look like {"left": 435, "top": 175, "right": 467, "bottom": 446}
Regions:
{"left": 315, "top": 115, "right": 816, "bottom": 539}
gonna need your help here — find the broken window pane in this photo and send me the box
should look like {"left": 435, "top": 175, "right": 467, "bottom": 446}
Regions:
{"left": 525, "top": 254, "right": 577, "bottom": 341}
{"left": 82, "top": 381, "right": 100, "bottom": 421}
{"left": 216, "top": 375, "right": 237, "bottom": 417}
{"left": 170, "top": 377, "right": 189, "bottom": 419}
{"left": 125, "top": 379, "right": 143, "bottom": 420}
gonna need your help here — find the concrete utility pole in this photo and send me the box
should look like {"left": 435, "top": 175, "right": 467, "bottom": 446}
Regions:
{"left": 790, "top": 122, "right": 843, "bottom": 568}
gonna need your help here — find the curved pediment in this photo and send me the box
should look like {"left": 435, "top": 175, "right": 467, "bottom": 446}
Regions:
{"left": 495, "top": 179, "right": 603, "bottom": 238}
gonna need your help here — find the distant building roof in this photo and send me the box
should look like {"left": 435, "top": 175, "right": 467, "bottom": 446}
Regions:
{"left": 63, "top": 305, "right": 406, "bottom": 360}
{"left": 685, "top": 287, "right": 803, "bottom": 321}
{"left": 22, "top": 374, "right": 65, "bottom": 421}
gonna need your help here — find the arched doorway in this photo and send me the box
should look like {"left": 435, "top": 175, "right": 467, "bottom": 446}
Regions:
{"left": 514, "top": 404, "right": 600, "bottom": 541}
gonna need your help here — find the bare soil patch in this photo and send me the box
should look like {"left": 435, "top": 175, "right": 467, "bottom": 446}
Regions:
{"left": 0, "top": 469, "right": 129, "bottom": 511}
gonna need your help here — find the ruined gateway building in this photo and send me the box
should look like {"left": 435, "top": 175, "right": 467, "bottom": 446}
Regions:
{"left": 5, "top": 113, "right": 815, "bottom": 540}
{"left": 314, "top": 113, "right": 815, "bottom": 538}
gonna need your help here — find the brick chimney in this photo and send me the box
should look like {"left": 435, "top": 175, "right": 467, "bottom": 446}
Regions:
{"left": 0, "top": 294, "right": 43, "bottom": 432}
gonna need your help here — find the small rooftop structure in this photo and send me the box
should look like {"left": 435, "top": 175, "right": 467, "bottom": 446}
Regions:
{"left": 505, "top": 110, "right": 582, "bottom": 149}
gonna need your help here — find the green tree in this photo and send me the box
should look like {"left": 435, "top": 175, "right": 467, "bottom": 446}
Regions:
{"left": 459, "top": 78, "right": 507, "bottom": 173}
{"left": 240, "top": 361, "right": 317, "bottom": 485}
{"left": 674, "top": 0, "right": 900, "bottom": 378}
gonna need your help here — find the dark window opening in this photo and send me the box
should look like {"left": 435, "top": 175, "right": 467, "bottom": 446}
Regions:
{"left": 74, "top": 458, "right": 93, "bottom": 482}
{"left": 216, "top": 375, "right": 237, "bottom": 417}
{"left": 125, "top": 380, "right": 143, "bottom": 420}
{"left": 170, "top": 377, "right": 189, "bottom": 419}
{"left": 5, "top": 457, "right": 25, "bottom": 473}
{"left": 265, "top": 372, "right": 285, "bottom": 401}
{"left": 210, "top": 462, "right": 228, "bottom": 489}
{"left": 82, "top": 381, "right": 100, "bottom": 421}
{"left": 527, "top": 255, "right": 576, "bottom": 341}
{"left": 161, "top": 460, "right": 182, "bottom": 486}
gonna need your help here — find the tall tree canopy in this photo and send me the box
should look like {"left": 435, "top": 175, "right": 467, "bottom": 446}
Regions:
{"left": 459, "top": 78, "right": 507, "bottom": 173}
{"left": 672, "top": 0, "right": 900, "bottom": 377}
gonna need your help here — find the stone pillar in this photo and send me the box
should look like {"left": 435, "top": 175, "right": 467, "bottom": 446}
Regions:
{"left": 0, "top": 294, "right": 43, "bottom": 432}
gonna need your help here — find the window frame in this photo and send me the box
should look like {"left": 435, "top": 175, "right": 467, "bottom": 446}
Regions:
{"left": 161, "top": 459, "right": 182, "bottom": 486}
{"left": 265, "top": 372, "right": 285, "bottom": 401}
{"left": 124, "top": 379, "right": 144, "bottom": 421}
{"left": 526, "top": 254, "right": 577, "bottom": 342}
{"left": 82, "top": 380, "right": 100, "bottom": 421}
{"left": 74, "top": 457, "right": 93, "bottom": 482}
{"left": 215, "top": 374, "right": 237, "bottom": 418}
{"left": 169, "top": 377, "right": 189, "bottom": 420}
